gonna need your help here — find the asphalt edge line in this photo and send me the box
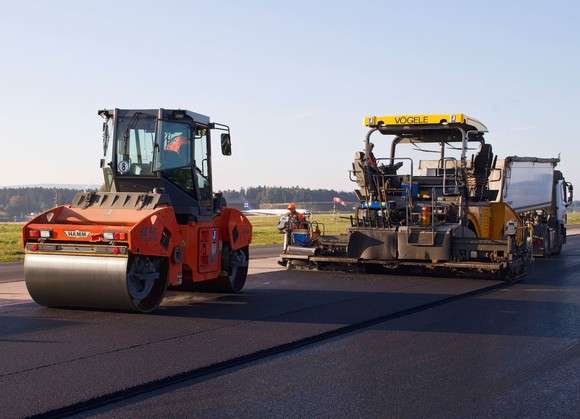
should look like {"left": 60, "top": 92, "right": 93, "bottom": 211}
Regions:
{"left": 31, "top": 280, "right": 508, "bottom": 419}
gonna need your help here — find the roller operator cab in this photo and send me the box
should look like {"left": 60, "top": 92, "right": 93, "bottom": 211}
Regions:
{"left": 23, "top": 109, "right": 252, "bottom": 313}
{"left": 281, "top": 113, "right": 529, "bottom": 279}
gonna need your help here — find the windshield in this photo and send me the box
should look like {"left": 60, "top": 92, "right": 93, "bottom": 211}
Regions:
{"left": 115, "top": 114, "right": 193, "bottom": 176}
{"left": 374, "top": 132, "right": 483, "bottom": 177}
{"left": 116, "top": 113, "right": 157, "bottom": 176}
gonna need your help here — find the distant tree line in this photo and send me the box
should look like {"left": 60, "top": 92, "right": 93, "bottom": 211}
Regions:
{"left": 5, "top": 186, "right": 578, "bottom": 219}
{"left": 0, "top": 188, "right": 84, "bottom": 220}
{"left": 0, "top": 186, "right": 356, "bottom": 220}
{"left": 220, "top": 186, "right": 355, "bottom": 207}
{"left": 0, "top": 186, "right": 580, "bottom": 221}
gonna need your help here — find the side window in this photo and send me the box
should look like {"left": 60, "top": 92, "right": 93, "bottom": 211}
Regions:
{"left": 159, "top": 121, "right": 192, "bottom": 170}
{"left": 158, "top": 121, "right": 194, "bottom": 194}
{"left": 102, "top": 118, "right": 114, "bottom": 191}
{"left": 194, "top": 127, "right": 212, "bottom": 201}
{"left": 164, "top": 167, "right": 194, "bottom": 193}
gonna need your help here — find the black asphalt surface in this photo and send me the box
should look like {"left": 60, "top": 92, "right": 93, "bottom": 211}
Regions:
{"left": 0, "top": 261, "right": 496, "bottom": 416}
{"left": 2, "top": 237, "right": 580, "bottom": 417}
{"left": 88, "top": 238, "right": 580, "bottom": 419}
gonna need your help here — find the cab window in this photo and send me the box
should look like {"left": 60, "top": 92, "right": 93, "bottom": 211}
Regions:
{"left": 116, "top": 114, "right": 156, "bottom": 176}
{"left": 164, "top": 167, "right": 195, "bottom": 193}
{"left": 194, "top": 127, "right": 212, "bottom": 201}
{"left": 158, "top": 121, "right": 192, "bottom": 170}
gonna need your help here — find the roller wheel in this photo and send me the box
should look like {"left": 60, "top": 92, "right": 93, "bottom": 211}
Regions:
{"left": 24, "top": 253, "right": 167, "bottom": 313}
{"left": 215, "top": 245, "right": 249, "bottom": 293}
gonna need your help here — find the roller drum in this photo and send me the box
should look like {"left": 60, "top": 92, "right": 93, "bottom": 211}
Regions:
{"left": 24, "top": 254, "right": 166, "bottom": 312}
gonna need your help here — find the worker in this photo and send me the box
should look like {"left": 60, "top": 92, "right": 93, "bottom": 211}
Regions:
{"left": 287, "top": 202, "right": 306, "bottom": 221}
{"left": 163, "top": 134, "right": 190, "bottom": 167}
{"left": 367, "top": 142, "right": 378, "bottom": 167}
{"left": 365, "top": 143, "right": 380, "bottom": 200}
{"left": 286, "top": 202, "right": 307, "bottom": 230}
{"left": 165, "top": 135, "right": 188, "bottom": 153}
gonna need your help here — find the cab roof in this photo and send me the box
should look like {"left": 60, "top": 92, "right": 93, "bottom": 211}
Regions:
{"left": 98, "top": 108, "right": 210, "bottom": 125}
{"left": 364, "top": 113, "right": 488, "bottom": 133}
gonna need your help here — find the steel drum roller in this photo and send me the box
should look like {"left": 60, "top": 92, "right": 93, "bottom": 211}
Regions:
{"left": 24, "top": 254, "right": 166, "bottom": 312}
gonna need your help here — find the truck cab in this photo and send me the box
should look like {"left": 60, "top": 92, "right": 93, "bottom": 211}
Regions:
{"left": 489, "top": 157, "right": 573, "bottom": 256}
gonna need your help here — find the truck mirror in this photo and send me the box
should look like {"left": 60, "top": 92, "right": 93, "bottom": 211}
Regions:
{"left": 221, "top": 133, "right": 232, "bottom": 156}
{"left": 567, "top": 183, "right": 574, "bottom": 204}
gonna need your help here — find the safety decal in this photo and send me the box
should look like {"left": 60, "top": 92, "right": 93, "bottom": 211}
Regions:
{"left": 118, "top": 160, "right": 130, "bottom": 174}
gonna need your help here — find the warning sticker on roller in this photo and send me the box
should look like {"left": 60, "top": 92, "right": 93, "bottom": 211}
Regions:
{"left": 118, "top": 160, "right": 130, "bottom": 174}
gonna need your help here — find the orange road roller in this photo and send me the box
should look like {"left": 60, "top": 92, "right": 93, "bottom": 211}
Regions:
{"left": 23, "top": 108, "right": 252, "bottom": 312}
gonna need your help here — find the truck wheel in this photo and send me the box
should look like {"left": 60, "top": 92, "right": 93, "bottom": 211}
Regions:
{"left": 552, "top": 230, "right": 563, "bottom": 255}
{"left": 216, "top": 245, "right": 249, "bottom": 293}
{"left": 542, "top": 229, "right": 551, "bottom": 257}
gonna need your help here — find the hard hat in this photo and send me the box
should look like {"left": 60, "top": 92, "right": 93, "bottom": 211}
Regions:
{"left": 166, "top": 135, "right": 188, "bottom": 153}
{"left": 287, "top": 202, "right": 296, "bottom": 210}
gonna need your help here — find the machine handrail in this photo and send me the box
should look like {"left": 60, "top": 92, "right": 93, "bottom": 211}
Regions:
{"left": 441, "top": 157, "right": 459, "bottom": 195}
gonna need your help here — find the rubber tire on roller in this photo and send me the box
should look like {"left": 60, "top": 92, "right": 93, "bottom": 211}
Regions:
{"left": 24, "top": 253, "right": 168, "bottom": 313}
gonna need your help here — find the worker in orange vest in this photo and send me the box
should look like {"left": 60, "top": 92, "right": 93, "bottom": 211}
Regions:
{"left": 286, "top": 202, "right": 308, "bottom": 230}
{"left": 163, "top": 134, "right": 190, "bottom": 167}
{"left": 287, "top": 202, "right": 305, "bottom": 221}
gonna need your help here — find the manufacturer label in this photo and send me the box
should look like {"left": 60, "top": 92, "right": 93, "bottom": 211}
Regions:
{"left": 393, "top": 115, "right": 429, "bottom": 124}
{"left": 64, "top": 230, "right": 91, "bottom": 238}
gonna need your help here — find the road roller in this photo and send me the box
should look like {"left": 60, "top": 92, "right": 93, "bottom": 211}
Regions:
{"left": 23, "top": 108, "right": 252, "bottom": 313}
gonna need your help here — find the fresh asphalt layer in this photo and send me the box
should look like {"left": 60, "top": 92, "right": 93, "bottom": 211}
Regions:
{"left": 1, "top": 237, "right": 580, "bottom": 417}
{"left": 92, "top": 238, "right": 580, "bottom": 419}
{"left": 1, "top": 258, "right": 500, "bottom": 416}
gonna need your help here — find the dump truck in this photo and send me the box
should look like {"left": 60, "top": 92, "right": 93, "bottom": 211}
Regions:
{"left": 23, "top": 108, "right": 252, "bottom": 312}
{"left": 489, "top": 157, "right": 573, "bottom": 256}
{"left": 280, "top": 114, "right": 529, "bottom": 279}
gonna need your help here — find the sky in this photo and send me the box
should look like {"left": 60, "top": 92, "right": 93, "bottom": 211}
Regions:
{"left": 0, "top": 0, "right": 579, "bottom": 192}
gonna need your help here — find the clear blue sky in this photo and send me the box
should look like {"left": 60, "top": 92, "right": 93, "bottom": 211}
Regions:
{"left": 0, "top": 0, "right": 578, "bottom": 191}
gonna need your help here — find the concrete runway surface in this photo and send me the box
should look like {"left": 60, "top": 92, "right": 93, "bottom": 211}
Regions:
{"left": 1, "top": 238, "right": 580, "bottom": 417}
